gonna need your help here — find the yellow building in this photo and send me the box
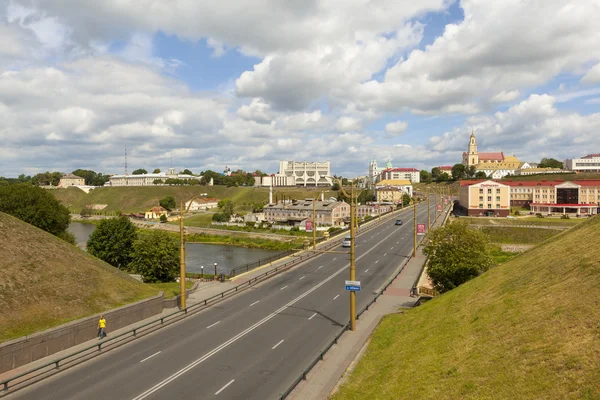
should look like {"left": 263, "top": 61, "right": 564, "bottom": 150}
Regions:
{"left": 459, "top": 180, "right": 511, "bottom": 217}
{"left": 145, "top": 206, "right": 169, "bottom": 219}
{"left": 58, "top": 173, "right": 85, "bottom": 187}
{"left": 375, "top": 179, "right": 412, "bottom": 204}
{"left": 461, "top": 132, "right": 525, "bottom": 178}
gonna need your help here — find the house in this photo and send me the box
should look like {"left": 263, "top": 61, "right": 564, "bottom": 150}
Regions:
{"left": 458, "top": 180, "right": 511, "bottom": 217}
{"left": 145, "top": 206, "right": 169, "bottom": 219}
{"left": 263, "top": 199, "right": 350, "bottom": 226}
{"left": 244, "top": 212, "right": 266, "bottom": 223}
{"left": 229, "top": 214, "right": 244, "bottom": 223}
{"left": 565, "top": 154, "right": 600, "bottom": 173}
{"left": 109, "top": 168, "right": 202, "bottom": 187}
{"left": 58, "top": 173, "right": 85, "bottom": 187}
{"left": 185, "top": 198, "right": 220, "bottom": 211}
{"left": 356, "top": 204, "right": 394, "bottom": 219}
{"left": 375, "top": 179, "right": 413, "bottom": 204}
{"left": 377, "top": 168, "right": 420, "bottom": 183}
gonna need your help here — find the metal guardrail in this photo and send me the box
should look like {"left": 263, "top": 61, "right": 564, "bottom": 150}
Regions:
{"left": 228, "top": 250, "right": 294, "bottom": 277}
{"left": 0, "top": 207, "right": 404, "bottom": 396}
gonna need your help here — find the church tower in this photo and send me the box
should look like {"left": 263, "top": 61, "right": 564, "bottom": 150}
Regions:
{"left": 462, "top": 131, "right": 479, "bottom": 167}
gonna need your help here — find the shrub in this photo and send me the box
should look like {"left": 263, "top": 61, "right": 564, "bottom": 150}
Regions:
{"left": 536, "top": 213, "right": 544, "bottom": 218}
{"left": 514, "top": 210, "right": 521, "bottom": 216}
{"left": 560, "top": 214, "right": 570, "bottom": 219}
{"left": 160, "top": 214, "right": 168, "bottom": 223}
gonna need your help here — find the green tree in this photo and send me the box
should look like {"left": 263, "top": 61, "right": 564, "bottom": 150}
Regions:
{"left": 159, "top": 195, "right": 176, "bottom": 211}
{"left": 152, "top": 168, "right": 161, "bottom": 173}
{"left": 87, "top": 216, "right": 137, "bottom": 270}
{"left": 451, "top": 164, "right": 466, "bottom": 180}
{"left": 218, "top": 199, "right": 235, "bottom": 217}
{"left": 159, "top": 214, "right": 168, "bottom": 223}
{"left": 357, "top": 189, "right": 374, "bottom": 204}
{"left": 0, "top": 184, "right": 71, "bottom": 237}
{"left": 438, "top": 172, "right": 450, "bottom": 181}
{"left": 332, "top": 181, "right": 340, "bottom": 191}
{"left": 181, "top": 169, "right": 193, "bottom": 175}
{"left": 420, "top": 170, "right": 432, "bottom": 184}
{"left": 423, "top": 222, "right": 494, "bottom": 293}
{"left": 130, "top": 230, "right": 179, "bottom": 283}
{"left": 132, "top": 169, "right": 147, "bottom": 175}
{"left": 212, "top": 213, "right": 228, "bottom": 222}
{"left": 539, "top": 157, "right": 563, "bottom": 169}
{"left": 402, "top": 193, "right": 411, "bottom": 206}
{"left": 466, "top": 166, "right": 477, "bottom": 178}
{"left": 80, "top": 205, "right": 93, "bottom": 217}
{"left": 431, "top": 167, "right": 441, "bottom": 181}
{"left": 475, "top": 171, "right": 488, "bottom": 179}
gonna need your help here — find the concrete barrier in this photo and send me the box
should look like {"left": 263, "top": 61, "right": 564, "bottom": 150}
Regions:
{"left": 0, "top": 293, "right": 164, "bottom": 374}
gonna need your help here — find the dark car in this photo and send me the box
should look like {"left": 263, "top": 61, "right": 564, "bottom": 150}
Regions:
{"left": 395, "top": 219, "right": 403, "bottom": 225}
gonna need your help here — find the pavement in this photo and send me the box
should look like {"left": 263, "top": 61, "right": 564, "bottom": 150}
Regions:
{"left": 1, "top": 203, "right": 443, "bottom": 400}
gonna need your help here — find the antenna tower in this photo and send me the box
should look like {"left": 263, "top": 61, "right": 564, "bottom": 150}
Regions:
{"left": 123, "top": 146, "right": 128, "bottom": 175}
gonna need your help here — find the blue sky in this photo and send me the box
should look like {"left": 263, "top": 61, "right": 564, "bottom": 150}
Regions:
{"left": 1, "top": 0, "right": 599, "bottom": 177}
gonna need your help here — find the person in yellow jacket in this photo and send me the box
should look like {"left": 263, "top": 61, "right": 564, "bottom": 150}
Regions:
{"left": 98, "top": 315, "right": 107, "bottom": 340}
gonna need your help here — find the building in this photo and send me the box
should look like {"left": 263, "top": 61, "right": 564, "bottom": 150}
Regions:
{"left": 460, "top": 131, "right": 530, "bottom": 178}
{"left": 368, "top": 160, "right": 379, "bottom": 187}
{"left": 185, "top": 198, "right": 220, "bottom": 211}
{"left": 564, "top": 154, "right": 600, "bottom": 173}
{"left": 377, "top": 168, "right": 420, "bottom": 183}
{"left": 263, "top": 199, "right": 350, "bottom": 226}
{"left": 109, "top": 168, "right": 201, "bottom": 187}
{"left": 356, "top": 204, "right": 394, "bottom": 219}
{"left": 375, "top": 179, "right": 413, "bottom": 204}
{"left": 278, "top": 161, "right": 332, "bottom": 187}
{"left": 458, "top": 180, "right": 511, "bottom": 217}
{"left": 462, "top": 131, "right": 507, "bottom": 167}
{"left": 514, "top": 167, "right": 569, "bottom": 176}
{"left": 460, "top": 179, "right": 600, "bottom": 216}
{"left": 58, "top": 173, "right": 85, "bottom": 187}
{"left": 145, "top": 206, "right": 169, "bottom": 219}
{"left": 254, "top": 174, "right": 296, "bottom": 187}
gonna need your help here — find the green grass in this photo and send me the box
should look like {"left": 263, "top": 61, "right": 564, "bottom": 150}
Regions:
{"left": 478, "top": 226, "right": 560, "bottom": 244}
{"left": 51, "top": 186, "right": 337, "bottom": 213}
{"left": 488, "top": 246, "right": 519, "bottom": 264}
{"left": 332, "top": 215, "right": 600, "bottom": 400}
{"left": 0, "top": 212, "right": 158, "bottom": 342}
{"left": 186, "top": 233, "right": 303, "bottom": 251}
{"left": 456, "top": 217, "right": 583, "bottom": 226}
{"left": 146, "top": 281, "right": 194, "bottom": 299}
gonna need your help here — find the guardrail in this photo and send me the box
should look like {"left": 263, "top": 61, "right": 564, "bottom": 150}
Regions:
{"left": 0, "top": 204, "right": 406, "bottom": 396}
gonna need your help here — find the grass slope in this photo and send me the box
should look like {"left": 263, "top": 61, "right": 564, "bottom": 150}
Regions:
{"left": 52, "top": 186, "right": 336, "bottom": 213}
{"left": 333, "top": 215, "right": 600, "bottom": 400}
{"left": 0, "top": 212, "right": 157, "bottom": 342}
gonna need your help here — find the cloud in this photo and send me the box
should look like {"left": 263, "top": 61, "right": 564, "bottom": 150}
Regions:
{"left": 384, "top": 121, "right": 408, "bottom": 136}
{"left": 335, "top": 116, "right": 362, "bottom": 132}
{"left": 581, "top": 62, "right": 600, "bottom": 85}
{"left": 236, "top": 98, "right": 274, "bottom": 124}
{"left": 490, "top": 90, "right": 520, "bottom": 103}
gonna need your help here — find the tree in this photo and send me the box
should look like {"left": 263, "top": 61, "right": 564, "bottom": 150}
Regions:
{"left": 402, "top": 193, "right": 411, "bottom": 206}
{"left": 159, "top": 195, "right": 176, "bottom": 211}
{"left": 212, "top": 213, "right": 228, "bottom": 222}
{"left": 475, "top": 171, "right": 488, "bottom": 179}
{"left": 160, "top": 214, "right": 168, "bottom": 223}
{"left": 218, "top": 199, "right": 235, "bottom": 217}
{"left": 0, "top": 184, "right": 71, "bottom": 237}
{"left": 423, "top": 222, "right": 494, "bottom": 293}
{"left": 332, "top": 181, "right": 340, "bottom": 191}
{"left": 132, "top": 169, "right": 147, "bottom": 175}
{"left": 451, "top": 164, "right": 466, "bottom": 180}
{"left": 80, "top": 205, "right": 93, "bottom": 217}
{"left": 420, "top": 170, "right": 432, "bottom": 184}
{"left": 87, "top": 216, "right": 137, "bottom": 270}
{"left": 152, "top": 168, "right": 161, "bottom": 173}
{"left": 539, "top": 157, "right": 563, "bottom": 169}
{"left": 181, "top": 169, "right": 193, "bottom": 175}
{"left": 438, "top": 172, "right": 450, "bottom": 181}
{"left": 357, "top": 189, "right": 374, "bottom": 204}
{"left": 431, "top": 167, "right": 441, "bottom": 181}
{"left": 130, "top": 230, "right": 179, "bottom": 283}
{"left": 466, "top": 166, "right": 477, "bottom": 179}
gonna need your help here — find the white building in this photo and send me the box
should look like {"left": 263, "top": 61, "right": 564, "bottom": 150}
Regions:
{"left": 109, "top": 168, "right": 202, "bottom": 187}
{"left": 368, "top": 160, "right": 379, "bottom": 187}
{"left": 254, "top": 174, "right": 296, "bottom": 187}
{"left": 565, "top": 154, "right": 600, "bottom": 173}
{"left": 278, "top": 161, "right": 332, "bottom": 187}
{"left": 377, "top": 168, "right": 420, "bottom": 183}
{"left": 185, "top": 198, "right": 220, "bottom": 211}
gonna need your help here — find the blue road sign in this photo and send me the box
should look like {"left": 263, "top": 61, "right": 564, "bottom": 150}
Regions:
{"left": 345, "top": 285, "right": 361, "bottom": 291}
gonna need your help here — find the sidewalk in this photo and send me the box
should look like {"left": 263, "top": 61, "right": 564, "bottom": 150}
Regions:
{"left": 288, "top": 206, "right": 451, "bottom": 400}
{"left": 0, "top": 208, "right": 405, "bottom": 385}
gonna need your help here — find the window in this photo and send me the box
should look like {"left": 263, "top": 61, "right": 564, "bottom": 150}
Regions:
{"left": 479, "top": 189, "right": 484, "bottom": 194}
{"left": 487, "top": 189, "right": 492, "bottom": 194}
{"left": 479, "top": 196, "right": 483, "bottom": 201}
{"left": 496, "top": 204, "right": 500, "bottom": 209}
{"left": 496, "top": 189, "right": 501, "bottom": 194}
{"left": 496, "top": 196, "right": 501, "bottom": 201}
{"left": 488, "top": 196, "right": 492, "bottom": 201}
{"left": 479, "top": 204, "right": 483, "bottom": 209}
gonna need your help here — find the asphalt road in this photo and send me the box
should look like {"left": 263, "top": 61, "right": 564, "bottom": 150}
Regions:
{"left": 8, "top": 203, "right": 436, "bottom": 400}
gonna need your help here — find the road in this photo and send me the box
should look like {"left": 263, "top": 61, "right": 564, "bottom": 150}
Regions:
{"left": 9, "top": 203, "right": 436, "bottom": 400}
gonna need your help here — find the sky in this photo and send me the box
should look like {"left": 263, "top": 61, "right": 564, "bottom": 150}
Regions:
{"left": 1, "top": 0, "right": 600, "bottom": 178}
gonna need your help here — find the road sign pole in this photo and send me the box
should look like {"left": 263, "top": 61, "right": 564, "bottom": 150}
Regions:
{"left": 413, "top": 199, "right": 417, "bottom": 257}
{"left": 350, "top": 183, "right": 356, "bottom": 331}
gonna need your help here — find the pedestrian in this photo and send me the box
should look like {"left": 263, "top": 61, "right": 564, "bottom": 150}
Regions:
{"left": 98, "top": 315, "right": 107, "bottom": 340}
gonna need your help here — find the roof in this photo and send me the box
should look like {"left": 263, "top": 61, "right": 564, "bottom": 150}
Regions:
{"left": 476, "top": 163, "right": 520, "bottom": 170}
{"left": 530, "top": 203, "right": 597, "bottom": 207}
{"left": 437, "top": 166, "right": 453, "bottom": 171}
{"left": 503, "top": 155, "right": 521, "bottom": 163}
{"left": 110, "top": 173, "right": 200, "bottom": 179}
{"left": 581, "top": 154, "right": 600, "bottom": 159}
{"left": 265, "top": 200, "right": 347, "bottom": 211}
{"left": 375, "top": 179, "right": 412, "bottom": 187}
{"left": 462, "top": 179, "right": 600, "bottom": 188}
{"left": 188, "top": 198, "right": 219, "bottom": 203}
{"left": 478, "top": 152, "right": 505, "bottom": 161}
{"left": 61, "top": 174, "right": 83, "bottom": 180}
{"left": 381, "top": 168, "right": 419, "bottom": 173}
{"left": 148, "top": 206, "right": 167, "bottom": 212}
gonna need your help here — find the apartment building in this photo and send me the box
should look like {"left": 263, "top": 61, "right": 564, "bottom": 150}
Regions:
{"left": 109, "top": 168, "right": 201, "bottom": 187}
{"left": 263, "top": 199, "right": 349, "bottom": 226}
{"left": 564, "top": 154, "right": 600, "bottom": 173}
{"left": 459, "top": 180, "right": 511, "bottom": 217}
{"left": 278, "top": 161, "right": 332, "bottom": 187}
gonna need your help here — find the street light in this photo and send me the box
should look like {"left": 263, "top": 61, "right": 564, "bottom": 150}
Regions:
{"left": 214, "top": 262, "right": 218, "bottom": 280}
{"left": 201, "top": 265, "right": 204, "bottom": 280}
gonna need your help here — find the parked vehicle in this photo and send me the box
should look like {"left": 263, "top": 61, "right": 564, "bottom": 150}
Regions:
{"left": 342, "top": 235, "right": 352, "bottom": 247}
{"left": 395, "top": 219, "right": 403, "bottom": 225}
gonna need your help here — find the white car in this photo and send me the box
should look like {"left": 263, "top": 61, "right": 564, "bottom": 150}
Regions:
{"left": 342, "top": 235, "right": 352, "bottom": 247}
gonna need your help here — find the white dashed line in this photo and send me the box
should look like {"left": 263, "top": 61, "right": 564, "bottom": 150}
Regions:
{"left": 206, "top": 321, "right": 220, "bottom": 329}
{"left": 215, "top": 379, "right": 235, "bottom": 395}
{"left": 365, "top": 269, "right": 369, "bottom": 273}
{"left": 384, "top": 253, "right": 387, "bottom": 256}
{"left": 308, "top": 313, "right": 317, "bottom": 320}
{"left": 333, "top": 294, "right": 340, "bottom": 300}
{"left": 299, "top": 276, "right": 305, "bottom": 280}
{"left": 391, "top": 246, "right": 394, "bottom": 250}
{"left": 140, "top": 351, "right": 161, "bottom": 363}
{"left": 280, "top": 286, "right": 288, "bottom": 290}
{"left": 333, "top": 257, "right": 337, "bottom": 260}
{"left": 318, "top": 265, "right": 323, "bottom": 269}
{"left": 272, "top": 339, "right": 284, "bottom": 350}
{"left": 249, "top": 301, "right": 259, "bottom": 307}
{"left": 375, "top": 260, "right": 379, "bottom": 264}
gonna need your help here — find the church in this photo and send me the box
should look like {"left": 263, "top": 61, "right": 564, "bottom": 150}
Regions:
{"left": 462, "top": 132, "right": 526, "bottom": 179}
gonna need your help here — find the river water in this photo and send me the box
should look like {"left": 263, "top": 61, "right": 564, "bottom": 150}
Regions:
{"left": 68, "top": 223, "right": 278, "bottom": 275}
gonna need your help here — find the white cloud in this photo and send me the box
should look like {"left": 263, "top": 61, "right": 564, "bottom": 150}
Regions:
{"left": 384, "top": 121, "right": 408, "bottom": 136}
{"left": 581, "top": 62, "right": 600, "bottom": 85}
{"left": 490, "top": 90, "right": 520, "bottom": 103}
{"left": 335, "top": 116, "right": 362, "bottom": 132}
{"left": 236, "top": 98, "right": 274, "bottom": 124}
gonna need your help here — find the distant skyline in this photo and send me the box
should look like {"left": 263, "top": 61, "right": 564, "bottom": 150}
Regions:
{"left": 1, "top": 1, "right": 599, "bottom": 178}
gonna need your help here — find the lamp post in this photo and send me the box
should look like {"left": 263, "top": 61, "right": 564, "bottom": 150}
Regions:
{"left": 413, "top": 198, "right": 417, "bottom": 257}
{"left": 427, "top": 187, "right": 431, "bottom": 230}
{"left": 201, "top": 265, "right": 204, "bottom": 280}
{"left": 214, "top": 262, "right": 218, "bottom": 280}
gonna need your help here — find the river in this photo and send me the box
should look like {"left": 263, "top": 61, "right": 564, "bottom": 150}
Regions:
{"left": 68, "top": 223, "right": 278, "bottom": 275}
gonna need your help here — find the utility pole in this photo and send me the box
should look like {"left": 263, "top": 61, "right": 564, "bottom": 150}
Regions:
{"left": 349, "top": 182, "right": 356, "bottom": 331}
{"left": 179, "top": 200, "right": 186, "bottom": 309}
{"left": 427, "top": 187, "right": 431, "bottom": 230}
{"left": 413, "top": 198, "right": 417, "bottom": 257}
{"left": 312, "top": 198, "right": 317, "bottom": 251}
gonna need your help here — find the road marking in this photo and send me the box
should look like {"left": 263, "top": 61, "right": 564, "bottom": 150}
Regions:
{"left": 365, "top": 269, "right": 369, "bottom": 273}
{"left": 207, "top": 321, "right": 220, "bottom": 329}
{"left": 272, "top": 339, "right": 284, "bottom": 350}
{"left": 391, "top": 247, "right": 394, "bottom": 250}
{"left": 299, "top": 276, "right": 305, "bottom": 280}
{"left": 215, "top": 379, "right": 235, "bottom": 396}
{"left": 333, "top": 257, "right": 337, "bottom": 260}
{"left": 249, "top": 301, "right": 259, "bottom": 307}
{"left": 308, "top": 313, "right": 317, "bottom": 320}
{"left": 280, "top": 285, "right": 288, "bottom": 290}
{"left": 384, "top": 253, "right": 387, "bottom": 256}
{"left": 397, "top": 241, "right": 399, "bottom": 244}
{"left": 333, "top": 294, "right": 340, "bottom": 300}
{"left": 318, "top": 265, "right": 323, "bottom": 269}
{"left": 131, "top": 225, "right": 405, "bottom": 400}
{"left": 375, "top": 260, "right": 379, "bottom": 264}
{"left": 140, "top": 351, "right": 161, "bottom": 363}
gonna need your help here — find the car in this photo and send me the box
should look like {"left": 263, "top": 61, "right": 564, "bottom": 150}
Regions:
{"left": 342, "top": 235, "right": 352, "bottom": 247}
{"left": 395, "top": 219, "right": 403, "bottom": 225}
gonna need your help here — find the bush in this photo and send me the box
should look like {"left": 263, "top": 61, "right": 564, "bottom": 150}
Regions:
{"left": 560, "top": 214, "right": 570, "bottom": 219}
{"left": 290, "top": 226, "right": 300, "bottom": 232}
{"left": 536, "top": 213, "right": 544, "bottom": 218}
{"left": 130, "top": 230, "right": 179, "bottom": 283}
{"left": 87, "top": 216, "right": 137, "bottom": 270}
{"left": 514, "top": 210, "right": 521, "bottom": 216}
{"left": 212, "top": 213, "right": 228, "bottom": 222}
{"left": 160, "top": 214, "right": 168, "bottom": 223}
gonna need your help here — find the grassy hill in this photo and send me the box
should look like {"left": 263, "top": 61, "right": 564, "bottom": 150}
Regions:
{"left": 332, "top": 215, "right": 600, "bottom": 400}
{"left": 0, "top": 212, "right": 157, "bottom": 342}
{"left": 500, "top": 172, "right": 600, "bottom": 182}
{"left": 52, "top": 186, "right": 336, "bottom": 213}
